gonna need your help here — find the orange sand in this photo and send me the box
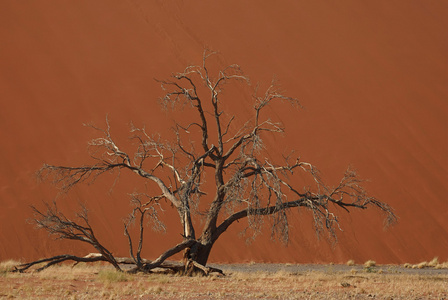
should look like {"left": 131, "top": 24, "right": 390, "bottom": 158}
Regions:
{"left": 0, "top": 1, "right": 447, "bottom": 264}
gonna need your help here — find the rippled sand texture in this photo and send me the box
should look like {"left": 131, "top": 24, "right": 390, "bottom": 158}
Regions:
{"left": 0, "top": 1, "right": 447, "bottom": 264}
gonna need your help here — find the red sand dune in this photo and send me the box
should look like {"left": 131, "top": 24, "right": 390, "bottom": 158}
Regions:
{"left": 1, "top": 1, "right": 447, "bottom": 264}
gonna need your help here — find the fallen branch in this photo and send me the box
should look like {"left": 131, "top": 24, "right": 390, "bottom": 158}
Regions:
{"left": 14, "top": 251, "right": 224, "bottom": 277}
{"left": 13, "top": 254, "right": 107, "bottom": 273}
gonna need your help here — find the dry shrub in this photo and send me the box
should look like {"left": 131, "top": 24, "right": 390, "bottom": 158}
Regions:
{"left": 417, "top": 261, "right": 428, "bottom": 269}
{"left": 364, "top": 260, "right": 376, "bottom": 268}
{"left": 435, "top": 261, "right": 448, "bottom": 269}
{"left": 406, "top": 257, "right": 447, "bottom": 269}
{"left": 0, "top": 260, "right": 21, "bottom": 275}
{"left": 346, "top": 259, "right": 355, "bottom": 266}
{"left": 428, "top": 257, "right": 439, "bottom": 267}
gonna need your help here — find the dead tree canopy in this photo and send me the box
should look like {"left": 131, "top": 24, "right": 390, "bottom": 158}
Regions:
{"left": 20, "top": 50, "right": 396, "bottom": 275}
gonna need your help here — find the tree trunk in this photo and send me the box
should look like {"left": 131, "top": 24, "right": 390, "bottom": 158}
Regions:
{"left": 195, "top": 243, "right": 213, "bottom": 266}
{"left": 186, "top": 241, "right": 213, "bottom": 267}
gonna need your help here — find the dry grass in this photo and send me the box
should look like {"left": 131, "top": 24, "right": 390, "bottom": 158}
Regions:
{"left": 0, "top": 260, "right": 21, "bottom": 275}
{"left": 346, "top": 259, "right": 355, "bottom": 266}
{"left": 97, "top": 269, "right": 132, "bottom": 283}
{"left": 364, "top": 260, "right": 376, "bottom": 268}
{"left": 0, "top": 262, "right": 447, "bottom": 299}
{"left": 404, "top": 257, "right": 448, "bottom": 270}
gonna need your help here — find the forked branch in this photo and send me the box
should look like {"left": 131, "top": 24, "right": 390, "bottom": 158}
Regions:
{"left": 31, "top": 202, "right": 121, "bottom": 271}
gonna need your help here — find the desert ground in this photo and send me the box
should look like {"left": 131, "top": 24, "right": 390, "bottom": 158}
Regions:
{"left": 1, "top": 0, "right": 447, "bottom": 268}
{"left": 1, "top": 260, "right": 447, "bottom": 299}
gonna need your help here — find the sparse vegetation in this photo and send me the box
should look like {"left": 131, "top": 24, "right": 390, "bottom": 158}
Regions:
{"left": 435, "top": 262, "right": 448, "bottom": 269}
{"left": 403, "top": 257, "right": 448, "bottom": 270}
{"left": 428, "top": 257, "right": 439, "bottom": 267}
{"left": 363, "top": 260, "right": 377, "bottom": 273}
{"left": 364, "top": 260, "right": 376, "bottom": 268}
{"left": 1, "top": 262, "right": 447, "bottom": 299}
{"left": 97, "top": 269, "right": 132, "bottom": 282}
{"left": 346, "top": 259, "right": 355, "bottom": 266}
{"left": 0, "top": 260, "right": 21, "bottom": 276}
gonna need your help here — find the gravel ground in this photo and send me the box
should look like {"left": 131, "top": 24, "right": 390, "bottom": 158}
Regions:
{"left": 208, "top": 263, "right": 448, "bottom": 275}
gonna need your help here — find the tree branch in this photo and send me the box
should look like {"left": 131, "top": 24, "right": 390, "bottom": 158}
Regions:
{"left": 143, "top": 239, "right": 195, "bottom": 272}
{"left": 31, "top": 202, "right": 122, "bottom": 271}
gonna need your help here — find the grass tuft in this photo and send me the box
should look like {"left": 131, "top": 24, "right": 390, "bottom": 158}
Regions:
{"left": 364, "top": 260, "right": 376, "bottom": 268}
{"left": 403, "top": 257, "right": 448, "bottom": 269}
{"left": 0, "top": 260, "right": 21, "bottom": 275}
{"left": 97, "top": 269, "right": 131, "bottom": 282}
{"left": 417, "top": 262, "right": 428, "bottom": 269}
{"left": 428, "top": 257, "right": 439, "bottom": 267}
{"left": 435, "top": 261, "right": 448, "bottom": 269}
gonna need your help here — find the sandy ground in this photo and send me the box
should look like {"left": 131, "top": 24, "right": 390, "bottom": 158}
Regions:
{"left": 1, "top": 263, "right": 447, "bottom": 299}
{"left": 0, "top": 1, "right": 447, "bottom": 265}
{"left": 210, "top": 263, "right": 448, "bottom": 276}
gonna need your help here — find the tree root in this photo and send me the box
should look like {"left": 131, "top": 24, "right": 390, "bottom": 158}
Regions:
{"left": 186, "top": 260, "right": 225, "bottom": 276}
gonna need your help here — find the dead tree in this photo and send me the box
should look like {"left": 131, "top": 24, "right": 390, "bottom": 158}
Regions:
{"left": 22, "top": 50, "right": 396, "bottom": 274}
{"left": 16, "top": 202, "right": 122, "bottom": 272}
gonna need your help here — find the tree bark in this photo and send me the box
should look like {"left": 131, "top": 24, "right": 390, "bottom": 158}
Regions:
{"left": 186, "top": 240, "right": 214, "bottom": 267}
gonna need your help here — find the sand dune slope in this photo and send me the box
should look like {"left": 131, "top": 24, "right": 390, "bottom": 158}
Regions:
{"left": 0, "top": 1, "right": 447, "bottom": 264}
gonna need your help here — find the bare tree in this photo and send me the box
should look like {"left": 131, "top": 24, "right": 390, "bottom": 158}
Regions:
{"left": 17, "top": 50, "right": 396, "bottom": 275}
